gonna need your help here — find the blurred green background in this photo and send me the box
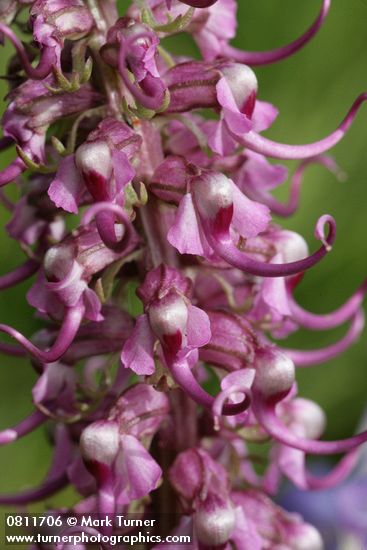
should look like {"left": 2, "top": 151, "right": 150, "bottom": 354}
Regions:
{"left": 0, "top": 0, "right": 366, "bottom": 510}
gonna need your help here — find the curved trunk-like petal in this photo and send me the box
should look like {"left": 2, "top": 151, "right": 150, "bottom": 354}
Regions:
{"left": 234, "top": 93, "right": 367, "bottom": 160}
{"left": 0, "top": 158, "right": 25, "bottom": 187}
{"left": 253, "top": 395, "right": 367, "bottom": 455}
{"left": 82, "top": 202, "right": 138, "bottom": 253}
{"left": 258, "top": 156, "right": 338, "bottom": 216}
{"left": 200, "top": 214, "right": 336, "bottom": 277}
{"left": 222, "top": 0, "right": 330, "bottom": 66}
{"left": 0, "top": 410, "right": 46, "bottom": 445}
{"left": 0, "top": 259, "right": 39, "bottom": 291}
{"left": 282, "top": 310, "right": 364, "bottom": 367}
{"left": 0, "top": 304, "right": 84, "bottom": 363}
{"left": 0, "top": 473, "right": 68, "bottom": 505}
{"left": 169, "top": 355, "right": 251, "bottom": 416}
{"left": 0, "top": 22, "right": 56, "bottom": 78}
{"left": 287, "top": 280, "right": 367, "bottom": 330}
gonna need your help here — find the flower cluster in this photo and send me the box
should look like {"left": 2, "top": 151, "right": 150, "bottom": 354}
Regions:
{"left": 0, "top": 1, "right": 366, "bottom": 548}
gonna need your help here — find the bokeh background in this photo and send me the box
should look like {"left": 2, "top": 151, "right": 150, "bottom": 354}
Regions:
{"left": 0, "top": 0, "right": 366, "bottom": 533}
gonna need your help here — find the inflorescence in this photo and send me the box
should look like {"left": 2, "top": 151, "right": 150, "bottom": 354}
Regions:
{"left": 0, "top": 1, "right": 366, "bottom": 548}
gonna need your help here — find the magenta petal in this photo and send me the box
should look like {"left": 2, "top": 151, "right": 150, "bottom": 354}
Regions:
{"left": 216, "top": 78, "right": 252, "bottom": 131}
{"left": 120, "top": 314, "right": 155, "bottom": 375}
{"left": 115, "top": 434, "right": 162, "bottom": 504}
{"left": 261, "top": 261, "right": 292, "bottom": 317}
{"left": 83, "top": 288, "right": 103, "bottom": 322}
{"left": 112, "top": 149, "right": 135, "bottom": 194}
{"left": 231, "top": 507, "right": 263, "bottom": 550}
{"left": 168, "top": 193, "right": 205, "bottom": 255}
{"left": 186, "top": 305, "right": 211, "bottom": 348}
{"left": 48, "top": 155, "right": 84, "bottom": 214}
{"left": 208, "top": 118, "right": 237, "bottom": 156}
{"left": 221, "top": 369, "right": 256, "bottom": 391}
{"left": 252, "top": 100, "right": 279, "bottom": 132}
{"left": 278, "top": 445, "right": 307, "bottom": 488}
{"left": 231, "top": 183, "right": 271, "bottom": 238}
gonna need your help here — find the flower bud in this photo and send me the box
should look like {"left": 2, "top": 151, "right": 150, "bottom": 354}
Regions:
{"left": 253, "top": 349, "right": 295, "bottom": 400}
{"left": 193, "top": 171, "right": 233, "bottom": 236}
{"left": 169, "top": 449, "right": 229, "bottom": 504}
{"left": 75, "top": 141, "right": 113, "bottom": 202}
{"left": 148, "top": 292, "right": 188, "bottom": 354}
{"left": 286, "top": 398, "right": 326, "bottom": 439}
{"left": 220, "top": 63, "right": 258, "bottom": 117}
{"left": 80, "top": 420, "right": 119, "bottom": 468}
{"left": 44, "top": 243, "right": 76, "bottom": 283}
{"left": 31, "top": 0, "right": 94, "bottom": 42}
{"left": 137, "top": 264, "right": 192, "bottom": 307}
{"left": 165, "top": 61, "right": 219, "bottom": 113}
{"left": 194, "top": 495, "right": 236, "bottom": 546}
{"left": 289, "top": 523, "right": 324, "bottom": 550}
{"left": 150, "top": 156, "right": 190, "bottom": 204}
{"left": 110, "top": 383, "right": 170, "bottom": 439}
{"left": 274, "top": 230, "right": 309, "bottom": 263}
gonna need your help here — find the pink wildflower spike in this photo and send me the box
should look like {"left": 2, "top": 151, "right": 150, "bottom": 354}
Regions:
{"left": 223, "top": 0, "right": 331, "bottom": 66}
{"left": 0, "top": 0, "right": 366, "bottom": 537}
{"left": 121, "top": 265, "right": 209, "bottom": 373}
{"left": 192, "top": 169, "right": 336, "bottom": 276}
